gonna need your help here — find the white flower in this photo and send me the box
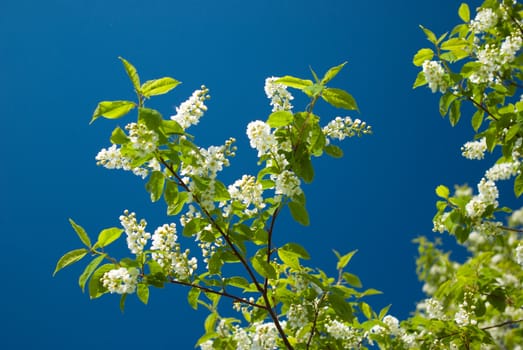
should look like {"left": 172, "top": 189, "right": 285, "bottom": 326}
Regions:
{"left": 95, "top": 145, "right": 132, "bottom": 170}
{"left": 264, "top": 77, "right": 294, "bottom": 112}
{"left": 510, "top": 207, "right": 523, "bottom": 226}
{"left": 461, "top": 138, "right": 487, "bottom": 160}
{"left": 323, "top": 116, "right": 371, "bottom": 142}
{"left": 120, "top": 210, "right": 151, "bottom": 255}
{"left": 500, "top": 34, "right": 522, "bottom": 65}
{"left": 170, "top": 86, "right": 209, "bottom": 129}
{"left": 417, "top": 298, "right": 445, "bottom": 319}
{"left": 126, "top": 122, "right": 159, "bottom": 157}
{"left": 246, "top": 120, "right": 276, "bottom": 157}
{"left": 470, "top": 8, "right": 498, "bottom": 33}
{"left": 271, "top": 170, "right": 302, "bottom": 199}
{"left": 477, "top": 178, "right": 498, "bottom": 205}
{"left": 382, "top": 315, "right": 400, "bottom": 336}
{"left": 422, "top": 61, "right": 448, "bottom": 93}
{"left": 228, "top": 175, "right": 266, "bottom": 215}
{"left": 199, "top": 340, "right": 214, "bottom": 350}
{"left": 101, "top": 267, "right": 139, "bottom": 294}
{"left": 515, "top": 244, "right": 523, "bottom": 266}
{"left": 286, "top": 304, "right": 309, "bottom": 329}
{"left": 485, "top": 161, "right": 520, "bottom": 181}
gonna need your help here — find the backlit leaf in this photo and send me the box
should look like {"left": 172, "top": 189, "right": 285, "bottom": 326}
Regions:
{"left": 321, "top": 88, "right": 358, "bottom": 110}
{"left": 141, "top": 77, "right": 180, "bottom": 98}
{"left": 69, "top": 218, "right": 91, "bottom": 247}
{"left": 54, "top": 248, "right": 88, "bottom": 276}
{"left": 78, "top": 254, "right": 106, "bottom": 292}
{"left": 90, "top": 100, "right": 136, "bottom": 124}
{"left": 95, "top": 227, "right": 124, "bottom": 248}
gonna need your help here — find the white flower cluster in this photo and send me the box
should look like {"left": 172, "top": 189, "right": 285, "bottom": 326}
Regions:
{"left": 120, "top": 210, "right": 151, "bottom": 255}
{"left": 271, "top": 170, "right": 302, "bottom": 199}
{"left": 126, "top": 122, "right": 159, "bottom": 157}
{"left": 246, "top": 120, "right": 277, "bottom": 157}
{"left": 485, "top": 161, "right": 520, "bottom": 181}
{"left": 465, "top": 178, "right": 499, "bottom": 218}
{"left": 227, "top": 175, "right": 265, "bottom": 216}
{"left": 470, "top": 8, "right": 498, "bottom": 33}
{"left": 264, "top": 77, "right": 294, "bottom": 112}
{"left": 231, "top": 322, "right": 279, "bottom": 350}
{"left": 170, "top": 86, "right": 210, "bottom": 129}
{"left": 325, "top": 318, "right": 362, "bottom": 348}
{"left": 95, "top": 144, "right": 160, "bottom": 179}
{"left": 454, "top": 291, "right": 477, "bottom": 326}
{"left": 510, "top": 207, "right": 523, "bottom": 226}
{"left": 286, "top": 304, "right": 309, "bottom": 329}
{"left": 101, "top": 267, "right": 139, "bottom": 294}
{"left": 515, "top": 244, "right": 523, "bottom": 266}
{"left": 422, "top": 60, "right": 448, "bottom": 93}
{"left": 322, "top": 116, "right": 372, "bottom": 143}
{"left": 461, "top": 137, "right": 487, "bottom": 160}
{"left": 499, "top": 33, "right": 523, "bottom": 65}
{"left": 151, "top": 223, "right": 198, "bottom": 280}
{"left": 417, "top": 298, "right": 445, "bottom": 320}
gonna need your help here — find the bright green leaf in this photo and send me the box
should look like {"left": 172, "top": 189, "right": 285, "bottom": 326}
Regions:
{"left": 288, "top": 201, "right": 310, "bottom": 226}
{"left": 278, "top": 249, "right": 301, "bottom": 270}
{"left": 227, "top": 276, "right": 250, "bottom": 289}
{"left": 458, "top": 3, "right": 470, "bottom": 22}
{"left": 119, "top": 293, "right": 127, "bottom": 313}
{"left": 68, "top": 218, "right": 91, "bottom": 248}
{"left": 280, "top": 243, "right": 310, "bottom": 259}
{"left": 321, "top": 88, "right": 358, "bottom": 111}
{"left": 267, "top": 110, "right": 293, "bottom": 127}
{"left": 188, "top": 287, "right": 200, "bottom": 310}
{"left": 138, "top": 107, "right": 163, "bottom": 131}
{"left": 118, "top": 57, "right": 140, "bottom": 92}
{"left": 90, "top": 100, "right": 136, "bottom": 124}
{"left": 449, "top": 98, "right": 462, "bottom": 126}
{"left": 435, "top": 185, "right": 450, "bottom": 199}
{"left": 275, "top": 76, "right": 313, "bottom": 90}
{"left": 145, "top": 171, "right": 165, "bottom": 202}
{"left": 141, "top": 77, "right": 180, "bottom": 98}
{"left": 441, "top": 37, "right": 469, "bottom": 51}
{"left": 419, "top": 25, "right": 437, "bottom": 44}
{"left": 343, "top": 272, "right": 362, "bottom": 288}
{"left": 95, "top": 227, "right": 124, "bottom": 248}
{"left": 110, "top": 126, "right": 129, "bottom": 144}
{"left": 412, "top": 71, "right": 427, "bottom": 88}
{"left": 360, "top": 301, "right": 373, "bottom": 319}
{"left": 78, "top": 254, "right": 106, "bottom": 292}
{"left": 471, "top": 110, "right": 484, "bottom": 131}
{"left": 413, "top": 48, "right": 434, "bottom": 66}
{"left": 439, "top": 92, "right": 458, "bottom": 117}
{"left": 321, "top": 61, "right": 347, "bottom": 85}
{"left": 53, "top": 248, "right": 88, "bottom": 276}
{"left": 137, "top": 284, "right": 149, "bottom": 304}
{"left": 328, "top": 293, "right": 353, "bottom": 322}
{"left": 251, "top": 256, "right": 277, "bottom": 279}
{"left": 335, "top": 249, "right": 357, "bottom": 270}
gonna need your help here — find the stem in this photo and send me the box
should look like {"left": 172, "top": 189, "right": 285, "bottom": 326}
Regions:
{"left": 306, "top": 294, "right": 327, "bottom": 349}
{"left": 466, "top": 96, "right": 498, "bottom": 121}
{"left": 168, "top": 279, "right": 267, "bottom": 309}
{"left": 264, "top": 205, "right": 281, "bottom": 293}
{"left": 435, "top": 318, "right": 523, "bottom": 342}
{"left": 501, "top": 225, "right": 523, "bottom": 233}
{"left": 158, "top": 156, "right": 294, "bottom": 349}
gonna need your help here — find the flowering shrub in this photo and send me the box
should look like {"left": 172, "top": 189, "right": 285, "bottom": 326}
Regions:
{"left": 55, "top": 0, "right": 523, "bottom": 348}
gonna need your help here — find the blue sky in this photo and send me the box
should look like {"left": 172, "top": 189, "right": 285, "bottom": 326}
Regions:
{"left": 0, "top": 0, "right": 496, "bottom": 348}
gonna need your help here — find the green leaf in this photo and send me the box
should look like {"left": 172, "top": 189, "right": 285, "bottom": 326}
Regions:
{"left": 440, "top": 37, "right": 469, "bottom": 51}
{"left": 506, "top": 124, "right": 520, "bottom": 141}
{"left": 118, "top": 57, "right": 140, "bottom": 92}
{"left": 321, "top": 88, "right": 358, "bottom": 111}
{"left": 288, "top": 201, "right": 310, "bottom": 226}
{"left": 471, "top": 110, "right": 484, "bottom": 131}
{"left": 110, "top": 126, "right": 129, "bottom": 144}
{"left": 412, "top": 71, "right": 427, "bottom": 88}
{"left": 449, "top": 98, "right": 462, "bottom": 126}
{"left": 419, "top": 25, "right": 437, "bottom": 44}
{"left": 78, "top": 254, "right": 106, "bottom": 292}
{"left": 187, "top": 287, "right": 200, "bottom": 310}
{"left": 458, "top": 3, "right": 470, "bottom": 22}
{"left": 435, "top": 185, "right": 450, "bottom": 199}
{"left": 439, "top": 92, "right": 458, "bottom": 117}
{"left": 95, "top": 227, "right": 124, "bottom": 248}
{"left": 90, "top": 100, "right": 136, "bottom": 124}
{"left": 324, "top": 144, "right": 343, "bottom": 158}
{"left": 275, "top": 76, "right": 313, "bottom": 90}
{"left": 68, "top": 218, "right": 91, "bottom": 248}
{"left": 251, "top": 256, "right": 277, "bottom": 279}
{"left": 413, "top": 48, "right": 434, "bottom": 66}
{"left": 321, "top": 61, "right": 347, "bottom": 85}
{"left": 360, "top": 301, "right": 373, "bottom": 319}
{"left": 53, "top": 248, "right": 88, "bottom": 276}
{"left": 328, "top": 293, "right": 353, "bottom": 322}
{"left": 277, "top": 249, "right": 301, "bottom": 270}
{"left": 334, "top": 249, "right": 357, "bottom": 270}
{"left": 137, "top": 284, "right": 149, "bottom": 304}
{"left": 145, "top": 171, "right": 165, "bottom": 202}
{"left": 267, "top": 110, "right": 294, "bottom": 127}
{"left": 280, "top": 243, "right": 310, "bottom": 259}
{"left": 515, "top": 172, "right": 523, "bottom": 197}
{"left": 89, "top": 264, "right": 115, "bottom": 299}
{"left": 119, "top": 294, "right": 127, "bottom": 313}
{"left": 141, "top": 77, "right": 180, "bottom": 98}
{"left": 227, "top": 276, "right": 250, "bottom": 289}
{"left": 138, "top": 107, "right": 163, "bottom": 131}
{"left": 204, "top": 313, "right": 218, "bottom": 334}
{"left": 343, "top": 272, "right": 362, "bottom": 288}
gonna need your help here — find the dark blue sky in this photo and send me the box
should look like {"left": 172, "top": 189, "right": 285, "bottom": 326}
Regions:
{"left": 0, "top": 0, "right": 494, "bottom": 349}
